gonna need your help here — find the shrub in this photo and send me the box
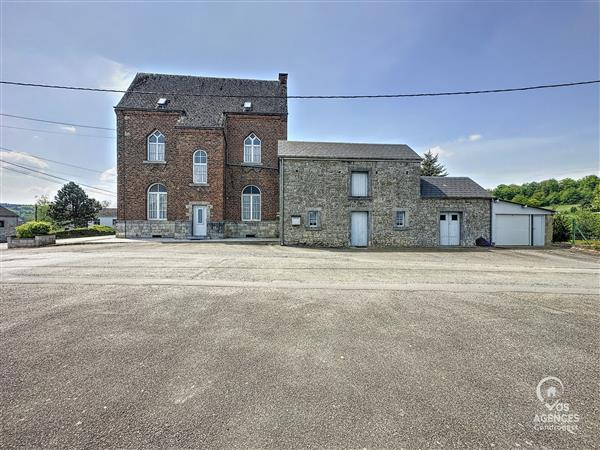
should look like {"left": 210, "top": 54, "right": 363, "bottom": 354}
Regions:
{"left": 55, "top": 225, "right": 115, "bottom": 239}
{"left": 575, "top": 210, "right": 600, "bottom": 240}
{"left": 552, "top": 214, "right": 570, "bottom": 242}
{"left": 15, "top": 221, "right": 53, "bottom": 238}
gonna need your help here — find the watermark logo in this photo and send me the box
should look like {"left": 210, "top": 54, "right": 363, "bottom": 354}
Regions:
{"left": 533, "top": 376, "right": 580, "bottom": 434}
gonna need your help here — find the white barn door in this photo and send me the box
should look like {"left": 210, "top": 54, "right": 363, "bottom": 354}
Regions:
{"left": 532, "top": 215, "right": 545, "bottom": 246}
{"left": 351, "top": 212, "right": 368, "bottom": 247}
{"left": 440, "top": 212, "right": 460, "bottom": 245}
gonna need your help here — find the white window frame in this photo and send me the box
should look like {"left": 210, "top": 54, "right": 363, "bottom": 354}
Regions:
{"left": 147, "top": 183, "right": 167, "bottom": 220}
{"left": 351, "top": 171, "right": 369, "bottom": 197}
{"left": 395, "top": 210, "right": 406, "bottom": 228}
{"left": 243, "top": 133, "right": 261, "bottom": 164}
{"left": 307, "top": 210, "right": 319, "bottom": 228}
{"left": 193, "top": 150, "right": 208, "bottom": 184}
{"left": 241, "top": 185, "right": 261, "bottom": 221}
{"left": 147, "top": 130, "right": 165, "bottom": 161}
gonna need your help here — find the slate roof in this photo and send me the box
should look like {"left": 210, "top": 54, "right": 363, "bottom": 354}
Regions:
{"left": 420, "top": 176, "right": 491, "bottom": 199}
{"left": 0, "top": 205, "right": 19, "bottom": 217}
{"left": 116, "top": 73, "right": 287, "bottom": 128}
{"left": 278, "top": 141, "right": 421, "bottom": 161}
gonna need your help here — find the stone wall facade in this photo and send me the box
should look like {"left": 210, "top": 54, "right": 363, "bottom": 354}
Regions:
{"left": 116, "top": 219, "right": 278, "bottom": 239}
{"left": 280, "top": 158, "right": 491, "bottom": 247}
{"left": 0, "top": 216, "right": 18, "bottom": 243}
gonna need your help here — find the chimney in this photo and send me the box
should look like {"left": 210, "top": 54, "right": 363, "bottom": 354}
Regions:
{"left": 278, "top": 73, "right": 288, "bottom": 87}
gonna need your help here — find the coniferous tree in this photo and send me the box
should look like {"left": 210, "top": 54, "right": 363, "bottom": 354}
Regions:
{"left": 48, "top": 182, "right": 102, "bottom": 227}
{"left": 420, "top": 150, "right": 448, "bottom": 176}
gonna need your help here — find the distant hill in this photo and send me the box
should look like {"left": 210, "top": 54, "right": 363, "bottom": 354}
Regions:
{"left": 0, "top": 203, "right": 34, "bottom": 221}
{"left": 490, "top": 175, "right": 599, "bottom": 210}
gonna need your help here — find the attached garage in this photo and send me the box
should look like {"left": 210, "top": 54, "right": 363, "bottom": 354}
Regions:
{"left": 492, "top": 200, "right": 554, "bottom": 247}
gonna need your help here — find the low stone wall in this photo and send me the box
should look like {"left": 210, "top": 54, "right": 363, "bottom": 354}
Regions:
{"left": 7, "top": 235, "right": 56, "bottom": 249}
{"left": 224, "top": 221, "right": 278, "bottom": 238}
{"left": 115, "top": 220, "right": 191, "bottom": 239}
{"left": 115, "top": 220, "right": 279, "bottom": 239}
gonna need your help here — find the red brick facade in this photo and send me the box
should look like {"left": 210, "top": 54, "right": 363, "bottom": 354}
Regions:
{"left": 224, "top": 114, "right": 287, "bottom": 221}
{"left": 116, "top": 110, "right": 287, "bottom": 224}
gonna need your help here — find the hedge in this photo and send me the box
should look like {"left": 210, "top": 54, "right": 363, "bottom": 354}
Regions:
{"left": 15, "top": 221, "right": 53, "bottom": 238}
{"left": 55, "top": 225, "right": 115, "bottom": 239}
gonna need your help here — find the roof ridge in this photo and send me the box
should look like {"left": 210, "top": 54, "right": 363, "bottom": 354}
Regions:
{"left": 283, "top": 140, "right": 410, "bottom": 147}
{"left": 134, "top": 72, "right": 280, "bottom": 84}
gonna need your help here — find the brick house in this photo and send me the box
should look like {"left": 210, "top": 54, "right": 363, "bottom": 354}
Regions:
{"left": 115, "top": 72, "right": 287, "bottom": 239}
{"left": 279, "top": 141, "right": 493, "bottom": 247}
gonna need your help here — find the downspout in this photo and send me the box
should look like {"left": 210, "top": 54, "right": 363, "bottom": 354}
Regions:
{"left": 489, "top": 198, "right": 493, "bottom": 245}
{"left": 279, "top": 157, "right": 284, "bottom": 245}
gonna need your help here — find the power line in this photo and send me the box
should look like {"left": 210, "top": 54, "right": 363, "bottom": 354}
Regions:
{"left": 0, "top": 113, "right": 115, "bottom": 130}
{"left": 1, "top": 79, "right": 598, "bottom": 99}
{"left": 1, "top": 124, "right": 115, "bottom": 139}
{"left": 0, "top": 146, "right": 106, "bottom": 174}
{"left": 2, "top": 165, "right": 117, "bottom": 198}
{"left": 0, "top": 159, "right": 117, "bottom": 196}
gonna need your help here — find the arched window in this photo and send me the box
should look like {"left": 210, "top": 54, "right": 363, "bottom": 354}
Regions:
{"left": 241, "top": 185, "right": 261, "bottom": 221}
{"left": 193, "top": 150, "right": 208, "bottom": 184}
{"left": 148, "top": 183, "right": 167, "bottom": 220}
{"left": 243, "top": 133, "right": 261, "bottom": 164}
{"left": 147, "top": 130, "right": 165, "bottom": 161}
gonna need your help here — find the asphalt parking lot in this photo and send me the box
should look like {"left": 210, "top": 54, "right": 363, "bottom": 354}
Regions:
{"left": 1, "top": 240, "right": 598, "bottom": 448}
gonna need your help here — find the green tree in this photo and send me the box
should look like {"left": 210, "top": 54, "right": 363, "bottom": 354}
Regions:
{"left": 591, "top": 184, "right": 600, "bottom": 211}
{"left": 552, "top": 214, "right": 570, "bottom": 242}
{"left": 48, "top": 182, "right": 102, "bottom": 227}
{"left": 420, "top": 150, "right": 447, "bottom": 176}
{"left": 34, "top": 195, "right": 52, "bottom": 221}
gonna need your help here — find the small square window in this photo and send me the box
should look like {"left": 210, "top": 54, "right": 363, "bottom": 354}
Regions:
{"left": 307, "top": 211, "right": 319, "bottom": 228}
{"left": 291, "top": 216, "right": 301, "bottom": 226}
{"left": 440, "top": 214, "right": 446, "bottom": 220}
{"left": 452, "top": 214, "right": 459, "bottom": 221}
{"left": 0, "top": 220, "right": 4, "bottom": 227}
{"left": 395, "top": 211, "right": 405, "bottom": 227}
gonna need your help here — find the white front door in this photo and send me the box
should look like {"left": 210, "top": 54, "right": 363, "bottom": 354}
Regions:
{"left": 532, "top": 215, "right": 545, "bottom": 246}
{"left": 350, "top": 211, "right": 368, "bottom": 247}
{"left": 440, "top": 212, "right": 460, "bottom": 245}
{"left": 193, "top": 205, "right": 207, "bottom": 237}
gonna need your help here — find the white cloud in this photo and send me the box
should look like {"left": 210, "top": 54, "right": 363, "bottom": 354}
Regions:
{"left": 429, "top": 146, "right": 453, "bottom": 158}
{"left": 100, "top": 166, "right": 117, "bottom": 182}
{"left": 60, "top": 125, "right": 77, "bottom": 133}
{"left": 468, "top": 134, "right": 482, "bottom": 142}
{"left": 92, "top": 57, "right": 136, "bottom": 91}
{"left": 0, "top": 150, "right": 48, "bottom": 168}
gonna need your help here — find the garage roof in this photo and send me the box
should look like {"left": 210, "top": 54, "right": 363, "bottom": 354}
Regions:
{"left": 278, "top": 141, "right": 421, "bottom": 160}
{"left": 0, "top": 205, "right": 19, "bottom": 217}
{"left": 115, "top": 73, "right": 288, "bottom": 128}
{"left": 420, "top": 177, "right": 491, "bottom": 199}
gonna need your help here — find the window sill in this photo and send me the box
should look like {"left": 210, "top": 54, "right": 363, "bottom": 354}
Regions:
{"left": 305, "top": 226, "right": 322, "bottom": 231}
{"left": 148, "top": 218, "right": 168, "bottom": 221}
{"left": 242, "top": 162, "right": 263, "bottom": 167}
{"left": 348, "top": 196, "right": 371, "bottom": 200}
{"left": 393, "top": 226, "right": 410, "bottom": 230}
{"left": 241, "top": 219, "right": 262, "bottom": 223}
{"left": 189, "top": 183, "right": 209, "bottom": 187}
{"left": 143, "top": 160, "right": 167, "bottom": 164}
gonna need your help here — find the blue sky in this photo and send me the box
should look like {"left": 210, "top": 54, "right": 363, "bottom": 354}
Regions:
{"left": 1, "top": 1, "right": 598, "bottom": 205}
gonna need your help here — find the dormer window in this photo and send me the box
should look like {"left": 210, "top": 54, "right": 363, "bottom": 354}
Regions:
{"left": 147, "top": 130, "right": 165, "bottom": 161}
{"left": 243, "top": 133, "right": 261, "bottom": 164}
{"left": 243, "top": 101, "right": 252, "bottom": 111}
{"left": 157, "top": 98, "right": 168, "bottom": 108}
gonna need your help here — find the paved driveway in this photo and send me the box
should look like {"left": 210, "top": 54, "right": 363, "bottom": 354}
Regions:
{"left": 1, "top": 241, "right": 598, "bottom": 448}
